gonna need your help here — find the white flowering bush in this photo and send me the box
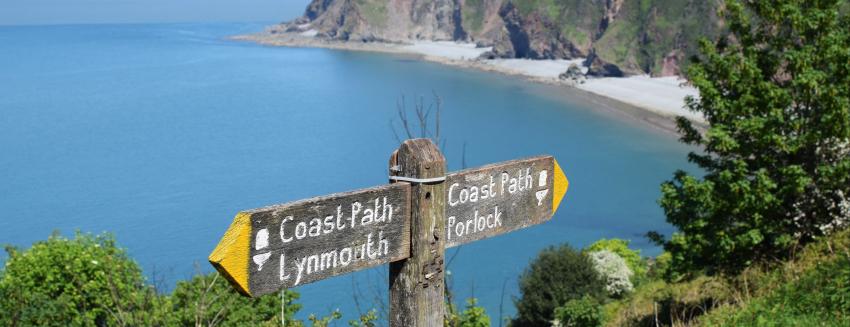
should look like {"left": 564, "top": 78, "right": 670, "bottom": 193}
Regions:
{"left": 589, "top": 250, "right": 633, "bottom": 297}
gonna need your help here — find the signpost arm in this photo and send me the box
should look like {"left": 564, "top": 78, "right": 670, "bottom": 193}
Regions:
{"left": 388, "top": 139, "right": 447, "bottom": 327}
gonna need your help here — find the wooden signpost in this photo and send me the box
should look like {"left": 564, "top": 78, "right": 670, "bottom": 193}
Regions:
{"left": 210, "top": 139, "right": 569, "bottom": 326}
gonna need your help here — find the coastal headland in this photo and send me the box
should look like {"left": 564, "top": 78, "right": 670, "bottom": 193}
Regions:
{"left": 234, "top": 29, "right": 705, "bottom": 133}
{"left": 231, "top": 0, "right": 719, "bottom": 133}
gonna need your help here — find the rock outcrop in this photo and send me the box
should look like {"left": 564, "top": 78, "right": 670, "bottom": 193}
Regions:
{"left": 284, "top": 0, "right": 723, "bottom": 77}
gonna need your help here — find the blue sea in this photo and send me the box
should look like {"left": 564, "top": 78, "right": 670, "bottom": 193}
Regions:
{"left": 0, "top": 23, "right": 694, "bottom": 322}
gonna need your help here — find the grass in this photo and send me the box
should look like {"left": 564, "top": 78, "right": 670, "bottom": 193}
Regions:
{"left": 602, "top": 228, "right": 850, "bottom": 326}
{"left": 602, "top": 276, "right": 733, "bottom": 326}
{"left": 698, "top": 230, "right": 850, "bottom": 326}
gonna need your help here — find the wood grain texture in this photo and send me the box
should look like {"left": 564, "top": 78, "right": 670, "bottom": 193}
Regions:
{"left": 389, "top": 139, "right": 447, "bottom": 327}
{"left": 444, "top": 156, "right": 555, "bottom": 248}
{"left": 224, "top": 183, "right": 412, "bottom": 297}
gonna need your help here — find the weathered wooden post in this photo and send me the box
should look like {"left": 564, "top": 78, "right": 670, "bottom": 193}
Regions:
{"left": 388, "top": 139, "right": 447, "bottom": 327}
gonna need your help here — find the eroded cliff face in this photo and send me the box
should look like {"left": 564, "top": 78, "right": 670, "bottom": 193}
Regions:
{"left": 287, "top": 0, "right": 722, "bottom": 77}
{"left": 295, "top": 0, "right": 462, "bottom": 41}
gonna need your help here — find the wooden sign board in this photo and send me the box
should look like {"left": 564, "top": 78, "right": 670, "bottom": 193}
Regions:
{"left": 209, "top": 183, "right": 411, "bottom": 297}
{"left": 209, "top": 139, "right": 570, "bottom": 326}
{"left": 445, "top": 156, "right": 568, "bottom": 248}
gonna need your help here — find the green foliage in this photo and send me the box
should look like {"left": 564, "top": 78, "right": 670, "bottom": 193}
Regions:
{"left": 0, "top": 231, "right": 347, "bottom": 326}
{"left": 354, "top": 0, "right": 388, "bottom": 27}
{"left": 554, "top": 295, "right": 603, "bottom": 327}
{"left": 0, "top": 232, "right": 160, "bottom": 326}
{"left": 508, "top": 0, "right": 605, "bottom": 52}
{"left": 656, "top": 0, "right": 850, "bottom": 276}
{"left": 446, "top": 298, "right": 491, "bottom": 327}
{"left": 348, "top": 309, "right": 378, "bottom": 327}
{"left": 584, "top": 239, "right": 646, "bottom": 282}
{"left": 702, "top": 256, "right": 850, "bottom": 325}
{"left": 600, "top": 275, "right": 732, "bottom": 326}
{"left": 648, "top": 251, "right": 682, "bottom": 281}
{"left": 461, "top": 0, "right": 486, "bottom": 34}
{"left": 168, "top": 272, "right": 300, "bottom": 326}
{"left": 604, "top": 228, "right": 850, "bottom": 326}
{"left": 456, "top": 299, "right": 490, "bottom": 327}
{"left": 594, "top": 0, "right": 722, "bottom": 75}
{"left": 698, "top": 228, "right": 850, "bottom": 325}
{"left": 307, "top": 310, "right": 343, "bottom": 327}
{"left": 512, "top": 244, "right": 605, "bottom": 327}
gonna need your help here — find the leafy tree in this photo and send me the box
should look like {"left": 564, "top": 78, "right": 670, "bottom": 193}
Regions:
{"left": 584, "top": 239, "right": 646, "bottom": 282}
{"left": 512, "top": 244, "right": 605, "bottom": 327}
{"left": 0, "top": 232, "right": 161, "bottom": 326}
{"left": 654, "top": 0, "right": 850, "bottom": 275}
{"left": 553, "top": 295, "right": 602, "bottom": 327}
{"left": 649, "top": 251, "right": 682, "bottom": 281}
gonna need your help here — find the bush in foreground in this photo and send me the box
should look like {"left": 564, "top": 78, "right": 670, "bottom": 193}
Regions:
{"left": 554, "top": 295, "right": 603, "bottom": 327}
{"left": 0, "top": 232, "right": 158, "bottom": 326}
{"left": 168, "top": 272, "right": 304, "bottom": 326}
{"left": 0, "top": 231, "right": 490, "bottom": 326}
{"left": 512, "top": 244, "right": 605, "bottom": 327}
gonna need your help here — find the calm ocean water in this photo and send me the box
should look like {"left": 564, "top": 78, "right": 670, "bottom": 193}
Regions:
{"left": 0, "top": 23, "right": 694, "bottom": 321}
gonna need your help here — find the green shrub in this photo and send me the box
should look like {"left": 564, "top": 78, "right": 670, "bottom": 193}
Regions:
{"left": 445, "top": 297, "right": 491, "bottom": 327}
{"left": 168, "top": 271, "right": 304, "bottom": 326}
{"left": 456, "top": 298, "right": 490, "bottom": 327}
{"left": 0, "top": 231, "right": 351, "bottom": 327}
{"left": 554, "top": 295, "right": 603, "bottom": 327}
{"left": 512, "top": 244, "right": 605, "bottom": 327}
{"left": 0, "top": 232, "right": 163, "bottom": 326}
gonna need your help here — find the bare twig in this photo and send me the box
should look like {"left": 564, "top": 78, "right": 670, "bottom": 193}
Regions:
{"left": 390, "top": 92, "right": 444, "bottom": 146}
{"left": 498, "top": 277, "right": 510, "bottom": 327}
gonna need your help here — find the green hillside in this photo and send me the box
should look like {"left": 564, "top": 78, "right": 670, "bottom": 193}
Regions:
{"left": 594, "top": 0, "right": 721, "bottom": 75}
{"left": 601, "top": 229, "right": 850, "bottom": 326}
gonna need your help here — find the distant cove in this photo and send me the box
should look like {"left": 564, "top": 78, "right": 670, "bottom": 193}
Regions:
{"left": 0, "top": 23, "right": 696, "bottom": 320}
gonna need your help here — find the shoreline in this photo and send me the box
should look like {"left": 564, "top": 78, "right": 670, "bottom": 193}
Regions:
{"left": 232, "top": 31, "right": 706, "bottom": 134}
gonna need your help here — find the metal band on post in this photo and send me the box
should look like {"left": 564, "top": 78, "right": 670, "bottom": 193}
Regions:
{"left": 388, "top": 175, "right": 446, "bottom": 184}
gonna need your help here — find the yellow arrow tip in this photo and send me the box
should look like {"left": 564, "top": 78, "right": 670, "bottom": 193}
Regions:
{"left": 552, "top": 159, "right": 569, "bottom": 214}
{"left": 209, "top": 212, "right": 252, "bottom": 297}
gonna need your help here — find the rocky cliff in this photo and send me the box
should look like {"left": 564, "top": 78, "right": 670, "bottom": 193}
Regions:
{"left": 283, "top": 0, "right": 723, "bottom": 77}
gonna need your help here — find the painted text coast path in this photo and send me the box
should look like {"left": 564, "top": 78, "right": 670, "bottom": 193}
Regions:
{"left": 209, "top": 184, "right": 411, "bottom": 297}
